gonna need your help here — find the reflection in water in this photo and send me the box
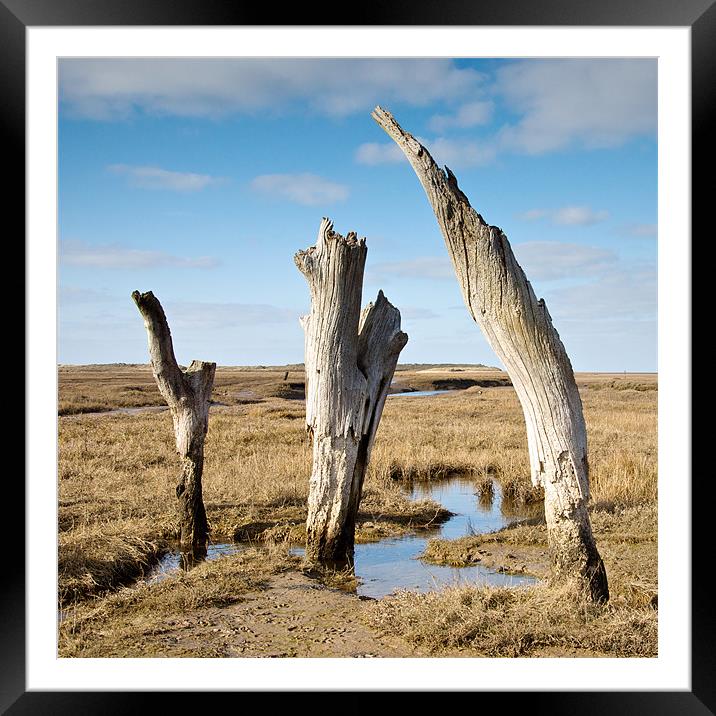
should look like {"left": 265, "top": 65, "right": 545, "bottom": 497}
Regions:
{"left": 478, "top": 491, "right": 494, "bottom": 511}
{"left": 500, "top": 495, "right": 544, "bottom": 520}
{"left": 387, "top": 390, "right": 451, "bottom": 398}
{"left": 144, "top": 541, "right": 244, "bottom": 585}
{"left": 136, "top": 476, "right": 542, "bottom": 600}
{"left": 179, "top": 543, "right": 208, "bottom": 571}
{"left": 294, "top": 476, "right": 542, "bottom": 599}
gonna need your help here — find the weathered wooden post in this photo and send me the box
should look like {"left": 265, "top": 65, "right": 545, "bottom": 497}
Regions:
{"left": 372, "top": 107, "right": 608, "bottom": 602}
{"left": 131, "top": 290, "right": 216, "bottom": 565}
{"left": 295, "top": 218, "right": 408, "bottom": 569}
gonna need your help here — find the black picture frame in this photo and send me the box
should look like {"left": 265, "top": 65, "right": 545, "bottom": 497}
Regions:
{"left": 7, "top": 1, "right": 705, "bottom": 712}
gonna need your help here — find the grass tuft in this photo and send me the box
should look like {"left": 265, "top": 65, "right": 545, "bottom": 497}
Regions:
{"left": 367, "top": 578, "right": 657, "bottom": 657}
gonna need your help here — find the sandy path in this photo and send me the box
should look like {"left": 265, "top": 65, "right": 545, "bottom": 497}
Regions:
{"left": 149, "top": 571, "right": 440, "bottom": 658}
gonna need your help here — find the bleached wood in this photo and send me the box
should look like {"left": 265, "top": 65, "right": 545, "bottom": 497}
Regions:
{"left": 372, "top": 107, "right": 608, "bottom": 601}
{"left": 295, "top": 218, "right": 408, "bottom": 567}
{"left": 131, "top": 290, "right": 216, "bottom": 561}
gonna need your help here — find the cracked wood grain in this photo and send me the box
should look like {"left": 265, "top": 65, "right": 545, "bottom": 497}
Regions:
{"left": 295, "top": 218, "right": 408, "bottom": 568}
{"left": 132, "top": 290, "right": 215, "bottom": 561}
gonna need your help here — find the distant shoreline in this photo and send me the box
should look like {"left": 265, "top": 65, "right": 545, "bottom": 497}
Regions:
{"left": 56, "top": 362, "right": 657, "bottom": 375}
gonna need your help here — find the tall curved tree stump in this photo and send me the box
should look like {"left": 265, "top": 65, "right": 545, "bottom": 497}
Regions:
{"left": 295, "top": 218, "right": 408, "bottom": 569}
{"left": 131, "top": 290, "right": 216, "bottom": 566}
{"left": 372, "top": 107, "right": 608, "bottom": 602}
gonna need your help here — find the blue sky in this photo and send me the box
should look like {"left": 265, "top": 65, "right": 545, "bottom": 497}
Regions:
{"left": 58, "top": 58, "right": 657, "bottom": 371}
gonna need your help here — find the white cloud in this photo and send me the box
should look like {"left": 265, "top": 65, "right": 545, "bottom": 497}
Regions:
{"left": 355, "top": 142, "right": 405, "bottom": 165}
{"left": 356, "top": 136, "right": 496, "bottom": 169}
{"left": 495, "top": 59, "right": 657, "bottom": 154}
{"left": 59, "top": 59, "right": 485, "bottom": 120}
{"left": 371, "top": 244, "right": 618, "bottom": 285}
{"left": 60, "top": 240, "right": 219, "bottom": 269}
{"left": 250, "top": 173, "right": 348, "bottom": 206}
{"left": 620, "top": 223, "right": 658, "bottom": 238}
{"left": 546, "top": 267, "right": 656, "bottom": 321}
{"left": 108, "top": 164, "right": 224, "bottom": 192}
{"left": 519, "top": 206, "right": 609, "bottom": 226}
{"left": 424, "top": 137, "right": 497, "bottom": 169}
{"left": 59, "top": 286, "right": 114, "bottom": 304}
{"left": 512, "top": 242, "right": 617, "bottom": 281}
{"left": 167, "top": 301, "right": 299, "bottom": 329}
{"left": 429, "top": 100, "right": 494, "bottom": 132}
{"left": 519, "top": 209, "right": 548, "bottom": 221}
{"left": 553, "top": 206, "right": 609, "bottom": 226}
{"left": 369, "top": 257, "right": 454, "bottom": 281}
{"left": 359, "top": 59, "right": 656, "bottom": 170}
{"left": 400, "top": 307, "right": 441, "bottom": 320}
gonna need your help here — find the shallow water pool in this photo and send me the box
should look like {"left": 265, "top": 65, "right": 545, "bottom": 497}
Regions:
{"left": 134, "top": 476, "right": 540, "bottom": 599}
{"left": 294, "top": 476, "right": 540, "bottom": 598}
{"left": 142, "top": 541, "right": 245, "bottom": 585}
{"left": 387, "top": 390, "right": 451, "bottom": 398}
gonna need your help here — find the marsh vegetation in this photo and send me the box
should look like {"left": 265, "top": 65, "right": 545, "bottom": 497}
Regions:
{"left": 58, "top": 364, "right": 657, "bottom": 658}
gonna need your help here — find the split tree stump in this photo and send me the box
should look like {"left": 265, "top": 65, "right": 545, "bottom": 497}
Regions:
{"left": 131, "top": 290, "right": 216, "bottom": 565}
{"left": 372, "top": 107, "right": 608, "bottom": 602}
{"left": 295, "top": 218, "right": 408, "bottom": 569}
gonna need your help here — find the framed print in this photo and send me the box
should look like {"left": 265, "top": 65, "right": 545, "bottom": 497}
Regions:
{"left": 8, "top": 0, "right": 708, "bottom": 711}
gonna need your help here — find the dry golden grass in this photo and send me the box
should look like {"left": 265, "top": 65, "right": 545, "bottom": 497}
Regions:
{"left": 373, "top": 374, "right": 657, "bottom": 508}
{"left": 58, "top": 363, "right": 511, "bottom": 415}
{"left": 367, "top": 578, "right": 657, "bottom": 657}
{"left": 58, "top": 372, "right": 464, "bottom": 605}
{"left": 58, "top": 363, "right": 657, "bottom": 658}
{"left": 59, "top": 526, "right": 165, "bottom": 606}
{"left": 59, "top": 544, "right": 300, "bottom": 657}
{"left": 58, "top": 364, "right": 307, "bottom": 415}
{"left": 421, "top": 504, "right": 657, "bottom": 596}
{"left": 368, "top": 501, "right": 658, "bottom": 657}
{"left": 582, "top": 385, "right": 658, "bottom": 507}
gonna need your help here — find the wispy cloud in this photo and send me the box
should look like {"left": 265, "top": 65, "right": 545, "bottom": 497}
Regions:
{"left": 546, "top": 267, "right": 656, "bottom": 321}
{"left": 59, "top": 58, "right": 485, "bottom": 120}
{"left": 355, "top": 142, "right": 405, "bottom": 165}
{"left": 108, "top": 164, "right": 224, "bottom": 192}
{"left": 369, "top": 257, "right": 454, "bottom": 281}
{"left": 250, "top": 173, "right": 348, "bottom": 206}
{"left": 512, "top": 242, "right": 617, "bottom": 281}
{"left": 424, "top": 137, "right": 497, "bottom": 169}
{"left": 495, "top": 59, "right": 656, "bottom": 154}
{"left": 400, "top": 306, "right": 441, "bottom": 320}
{"left": 553, "top": 207, "right": 609, "bottom": 226}
{"left": 359, "top": 59, "right": 655, "bottom": 171}
{"left": 63, "top": 58, "right": 656, "bottom": 174}
{"left": 59, "top": 286, "right": 114, "bottom": 304}
{"left": 60, "top": 240, "right": 219, "bottom": 270}
{"left": 167, "top": 301, "right": 299, "bottom": 329}
{"left": 619, "top": 223, "right": 658, "bottom": 238}
{"left": 356, "top": 136, "right": 495, "bottom": 169}
{"left": 518, "top": 205, "right": 609, "bottom": 226}
{"left": 428, "top": 100, "right": 494, "bottom": 132}
{"left": 371, "top": 244, "right": 618, "bottom": 284}
{"left": 519, "top": 209, "right": 548, "bottom": 221}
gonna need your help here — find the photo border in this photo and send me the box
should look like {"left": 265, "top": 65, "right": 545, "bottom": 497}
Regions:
{"left": 9, "top": 0, "right": 706, "bottom": 711}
